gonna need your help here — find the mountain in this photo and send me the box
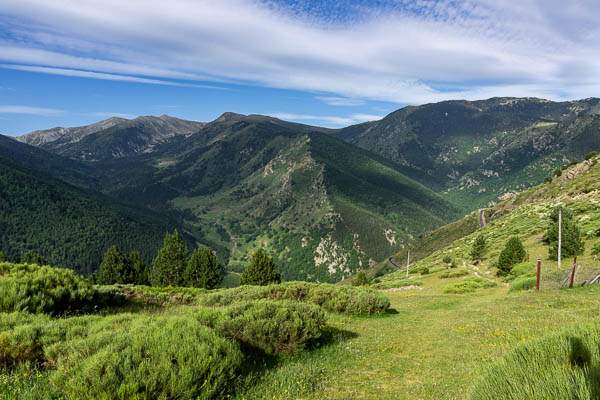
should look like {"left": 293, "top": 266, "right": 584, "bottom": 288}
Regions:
{"left": 14, "top": 113, "right": 459, "bottom": 282}
{"left": 96, "top": 114, "right": 461, "bottom": 282}
{"left": 0, "top": 155, "right": 182, "bottom": 275}
{"left": 335, "top": 97, "right": 600, "bottom": 209}
{"left": 17, "top": 115, "right": 205, "bottom": 161}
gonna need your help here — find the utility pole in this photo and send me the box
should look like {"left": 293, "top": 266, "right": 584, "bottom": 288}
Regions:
{"left": 406, "top": 250, "right": 410, "bottom": 279}
{"left": 536, "top": 256, "right": 541, "bottom": 291}
{"left": 558, "top": 208, "right": 562, "bottom": 269}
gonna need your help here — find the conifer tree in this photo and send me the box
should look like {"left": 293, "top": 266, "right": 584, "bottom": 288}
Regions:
{"left": 184, "top": 246, "right": 223, "bottom": 289}
{"left": 97, "top": 245, "right": 131, "bottom": 284}
{"left": 470, "top": 235, "right": 487, "bottom": 263}
{"left": 151, "top": 230, "right": 188, "bottom": 287}
{"left": 129, "top": 250, "right": 150, "bottom": 286}
{"left": 497, "top": 236, "right": 526, "bottom": 275}
{"left": 352, "top": 271, "right": 370, "bottom": 286}
{"left": 21, "top": 250, "right": 47, "bottom": 266}
{"left": 240, "top": 248, "right": 281, "bottom": 286}
{"left": 543, "top": 206, "right": 584, "bottom": 260}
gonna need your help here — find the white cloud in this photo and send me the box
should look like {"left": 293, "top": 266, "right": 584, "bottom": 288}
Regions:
{"left": 0, "top": 0, "right": 598, "bottom": 103}
{"left": 316, "top": 96, "right": 365, "bottom": 106}
{"left": 0, "top": 105, "right": 64, "bottom": 116}
{"left": 269, "top": 112, "right": 383, "bottom": 127}
{"left": 81, "top": 112, "right": 136, "bottom": 119}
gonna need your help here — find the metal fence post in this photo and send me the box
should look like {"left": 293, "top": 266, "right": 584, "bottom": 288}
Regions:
{"left": 536, "top": 256, "right": 541, "bottom": 291}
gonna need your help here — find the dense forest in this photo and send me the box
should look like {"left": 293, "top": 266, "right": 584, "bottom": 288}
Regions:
{"left": 0, "top": 157, "right": 180, "bottom": 275}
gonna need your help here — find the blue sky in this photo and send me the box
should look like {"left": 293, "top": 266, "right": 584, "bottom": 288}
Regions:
{"left": 1, "top": 0, "right": 599, "bottom": 135}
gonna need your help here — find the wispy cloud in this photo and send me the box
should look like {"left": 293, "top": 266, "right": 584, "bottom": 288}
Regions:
{"left": 80, "top": 111, "right": 136, "bottom": 119}
{"left": 0, "top": 64, "right": 227, "bottom": 89}
{"left": 0, "top": 105, "right": 64, "bottom": 116}
{"left": 316, "top": 96, "right": 365, "bottom": 106}
{"left": 270, "top": 112, "right": 382, "bottom": 127}
{"left": 0, "top": 0, "right": 599, "bottom": 103}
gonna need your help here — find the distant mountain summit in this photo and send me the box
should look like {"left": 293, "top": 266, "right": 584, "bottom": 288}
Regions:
{"left": 17, "top": 115, "right": 205, "bottom": 161}
{"left": 335, "top": 97, "right": 600, "bottom": 209}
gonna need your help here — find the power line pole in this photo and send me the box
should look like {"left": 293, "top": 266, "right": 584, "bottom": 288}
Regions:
{"left": 406, "top": 250, "right": 410, "bottom": 279}
{"left": 558, "top": 208, "right": 562, "bottom": 269}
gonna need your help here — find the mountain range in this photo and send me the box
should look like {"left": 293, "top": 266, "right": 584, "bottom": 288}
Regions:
{"left": 2, "top": 97, "right": 599, "bottom": 282}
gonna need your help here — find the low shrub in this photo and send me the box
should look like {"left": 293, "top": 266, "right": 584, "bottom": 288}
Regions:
{"left": 199, "top": 300, "right": 325, "bottom": 355}
{"left": 439, "top": 269, "right": 469, "bottom": 279}
{"left": 0, "top": 313, "right": 243, "bottom": 399}
{"left": 469, "top": 323, "right": 600, "bottom": 400}
{"left": 199, "top": 282, "right": 390, "bottom": 315}
{"left": 421, "top": 267, "right": 430, "bottom": 275}
{"left": 371, "top": 280, "right": 423, "bottom": 290}
{"left": 443, "top": 277, "right": 497, "bottom": 294}
{"left": 0, "top": 262, "right": 99, "bottom": 315}
{"left": 509, "top": 276, "right": 537, "bottom": 292}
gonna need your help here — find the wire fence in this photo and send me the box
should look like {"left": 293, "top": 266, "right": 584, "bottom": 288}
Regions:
{"left": 539, "top": 262, "right": 600, "bottom": 290}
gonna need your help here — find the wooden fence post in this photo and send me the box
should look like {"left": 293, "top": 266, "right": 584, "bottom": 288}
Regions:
{"left": 536, "top": 256, "right": 541, "bottom": 291}
{"left": 569, "top": 257, "right": 577, "bottom": 289}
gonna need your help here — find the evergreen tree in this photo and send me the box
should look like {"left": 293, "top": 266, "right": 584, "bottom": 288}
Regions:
{"left": 470, "top": 235, "right": 487, "bottom": 263}
{"left": 129, "top": 250, "right": 150, "bottom": 286}
{"left": 543, "top": 206, "right": 584, "bottom": 260}
{"left": 151, "top": 230, "right": 188, "bottom": 287}
{"left": 240, "top": 249, "right": 281, "bottom": 286}
{"left": 21, "top": 250, "right": 47, "bottom": 266}
{"left": 352, "top": 271, "right": 370, "bottom": 286}
{"left": 497, "top": 236, "right": 526, "bottom": 275}
{"left": 0, "top": 251, "right": 6, "bottom": 262}
{"left": 97, "top": 246, "right": 132, "bottom": 284}
{"left": 184, "top": 246, "right": 223, "bottom": 289}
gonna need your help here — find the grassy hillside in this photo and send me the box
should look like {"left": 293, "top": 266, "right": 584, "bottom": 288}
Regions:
{"left": 0, "top": 157, "right": 179, "bottom": 274}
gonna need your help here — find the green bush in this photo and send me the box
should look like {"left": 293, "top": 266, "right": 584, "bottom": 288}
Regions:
{"left": 509, "top": 276, "right": 537, "bottom": 291}
{"left": 469, "top": 323, "right": 600, "bottom": 400}
{"left": 421, "top": 267, "right": 430, "bottom": 275}
{"left": 443, "top": 277, "right": 497, "bottom": 294}
{"left": 0, "top": 262, "right": 99, "bottom": 315}
{"left": 371, "top": 280, "right": 423, "bottom": 290}
{"left": 199, "top": 300, "right": 325, "bottom": 355}
{"left": 52, "top": 315, "right": 242, "bottom": 400}
{"left": 351, "top": 271, "right": 370, "bottom": 286}
{"left": 497, "top": 237, "right": 527, "bottom": 275}
{"left": 0, "top": 313, "right": 243, "bottom": 400}
{"left": 199, "top": 282, "right": 390, "bottom": 315}
{"left": 439, "top": 269, "right": 469, "bottom": 279}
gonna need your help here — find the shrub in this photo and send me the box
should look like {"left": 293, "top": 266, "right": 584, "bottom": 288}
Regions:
{"left": 509, "top": 276, "right": 537, "bottom": 291}
{"left": 592, "top": 243, "right": 600, "bottom": 256}
{"left": 421, "top": 267, "right": 430, "bottom": 275}
{"left": 0, "top": 251, "right": 5, "bottom": 262}
{"left": 200, "top": 300, "right": 325, "bottom": 355}
{"left": 352, "top": 271, "right": 370, "bottom": 286}
{"left": 240, "top": 249, "right": 281, "bottom": 286}
{"left": 439, "top": 269, "right": 469, "bottom": 279}
{"left": 48, "top": 314, "right": 243, "bottom": 400}
{"left": 469, "top": 324, "right": 600, "bottom": 400}
{"left": 496, "top": 237, "right": 526, "bottom": 275}
{"left": 371, "top": 280, "right": 423, "bottom": 290}
{"left": 199, "top": 282, "right": 390, "bottom": 315}
{"left": 585, "top": 151, "right": 600, "bottom": 160}
{"left": 0, "top": 262, "right": 98, "bottom": 315}
{"left": 443, "top": 277, "right": 497, "bottom": 294}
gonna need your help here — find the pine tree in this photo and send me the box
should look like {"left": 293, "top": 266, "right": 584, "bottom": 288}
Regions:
{"left": 21, "top": 250, "right": 47, "bottom": 266}
{"left": 184, "top": 246, "right": 223, "bottom": 289}
{"left": 129, "top": 250, "right": 150, "bottom": 286}
{"left": 352, "top": 271, "right": 370, "bottom": 286}
{"left": 0, "top": 251, "right": 6, "bottom": 262}
{"left": 470, "top": 235, "right": 487, "bottom": 263}
{"left": 497, "top": 236, "right": 526, "bottom": 275}
{"left": 151, "top": 230, "right": 188, "bottom": 287}
{"left": 543, "top": 206, "right": 584, "bottom": 260}
{"left": 97, "top": 246, "right": 131, "bottom": 284}
{"left": 240, "top": 248, "right": 281, "bottom": 286}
